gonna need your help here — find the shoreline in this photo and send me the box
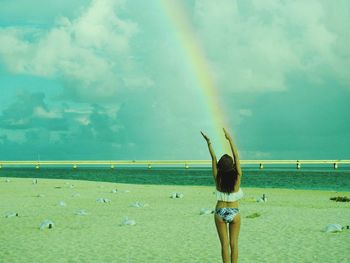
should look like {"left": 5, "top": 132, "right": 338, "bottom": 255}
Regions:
{"left": 1, "top": 173, "right": 349, "bottom": 192}
{"left": 2, "top": 166, "right": 350, "bottom": 193}
{"left": 1, "top": 178, "right": 350, "bottom": 263}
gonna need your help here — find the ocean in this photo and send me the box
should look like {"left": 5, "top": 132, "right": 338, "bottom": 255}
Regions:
{"left": 1, "top": 167, "right": 349, "bottom": 191}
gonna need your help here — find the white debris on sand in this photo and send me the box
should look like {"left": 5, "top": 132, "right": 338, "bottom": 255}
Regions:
{"left": 170, "top": 192, "right": 184, "bottom": 199}
{"left": 121, "top": 217, "right": 136, "bottom": 226}
{"left": 58, "top": 201, "right": 67, "bottom": 207}
{"left": 5, "top": 212, "right": 19, "bottom": 218}
{"left": 257, "top": 194, "right": 267, "bottom": 203}
{"left": 325, "top": 224, "right": 343, "bottom": 233}
{"left": 40, "top": 220, "right": 54, "bottom": 230}
{"left": 199, "top": 208, "right": 214, "bottom": 215}
{"left": 96, "top": 198, "right": 111, "bottom": 203}
{"left": 130, "top": 202, "right": 149, "bottom": 208}
{"left": 76, "top": 209, "right": 88, "bottom": 216}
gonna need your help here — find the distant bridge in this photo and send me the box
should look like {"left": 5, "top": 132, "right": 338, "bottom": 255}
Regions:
{"left": 0, "top": 160, "right": 349, "bottom": 169}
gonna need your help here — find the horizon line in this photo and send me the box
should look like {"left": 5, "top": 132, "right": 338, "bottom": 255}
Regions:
{"left": 1, "top": 159, "right": 350, "bottom": 166}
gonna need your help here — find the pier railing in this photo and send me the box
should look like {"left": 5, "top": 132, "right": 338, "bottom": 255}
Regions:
{"left": 0, "top": 160, "right": 349, "bottom": 169}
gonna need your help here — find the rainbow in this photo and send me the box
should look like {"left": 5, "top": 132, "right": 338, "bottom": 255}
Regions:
{"left": 159, "top": 1, "right": 231, "bottom": 155}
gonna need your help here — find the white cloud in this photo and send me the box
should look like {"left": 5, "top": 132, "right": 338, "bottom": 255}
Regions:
{"left": 33, "top": 106, "right": 62, "bottom": 119}
{"left": 76, "top": 116, "right": 90, "bottom": 126}
{"left": 63, "top": 108, "right": 92, "bottom": 114}
{"left": 0, "top": 28, "right": 34, "bottom": 73}
{"left": 0, "top": 0, "right": 144, "bottom": 102}
{"left": 193, "top": 0, "right": 350, "bottom": 92}
{"left": 0, "top": 91, "right": 124, "bottom": 149}
{"left": 1, "top": 0, "right": 349, "bottom": 160}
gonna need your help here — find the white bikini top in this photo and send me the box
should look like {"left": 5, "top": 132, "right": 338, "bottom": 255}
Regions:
{"left": 216, "top": 188, "right": 243, "bottom": 202}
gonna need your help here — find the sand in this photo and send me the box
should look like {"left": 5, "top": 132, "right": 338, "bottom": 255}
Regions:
{"left": 1, "top": 177, "right": 349, "bottom": 263}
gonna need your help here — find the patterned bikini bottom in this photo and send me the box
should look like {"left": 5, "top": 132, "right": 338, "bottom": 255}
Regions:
{"left": 215, "top": 208, "right": 239, "bottom": 223}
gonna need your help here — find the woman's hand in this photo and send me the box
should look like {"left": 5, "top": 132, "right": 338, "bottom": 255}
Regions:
{"left": 223, "top": 128, "right": 232, "bottom": 141}
{"left": 200, "top": 131, "right": 211, "bottom": 144}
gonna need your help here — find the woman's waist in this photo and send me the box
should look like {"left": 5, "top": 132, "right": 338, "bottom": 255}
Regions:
{"left": 216, "top": 200, "right": 239, "bottom": 209}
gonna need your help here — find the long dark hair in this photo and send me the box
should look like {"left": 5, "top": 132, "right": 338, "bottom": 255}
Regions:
{"left": 216, "top": 154, "right": 238, "bottom": 193}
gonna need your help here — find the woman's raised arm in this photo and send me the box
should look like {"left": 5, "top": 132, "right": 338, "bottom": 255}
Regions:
{"left": 200, "top": 131, "right": 217, "bottom": 179}
{"left": 223, "top": 128, "right": 242, "bottom": 177}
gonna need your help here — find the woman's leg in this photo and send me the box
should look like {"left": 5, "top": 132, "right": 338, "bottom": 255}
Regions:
{"left": 215, "top": 214, "right": 230, "bottom": 263}
{"left": 229, "top": 214, "right": 241, "bottom": 263}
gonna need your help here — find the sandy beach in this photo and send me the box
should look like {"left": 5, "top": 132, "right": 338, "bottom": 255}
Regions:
{"left": 1, "top": 177, "right": 349, "bottom": 263}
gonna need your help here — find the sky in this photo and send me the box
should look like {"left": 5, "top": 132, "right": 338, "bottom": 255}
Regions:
{"left": 0, "top": 0, "right": 349, "bottom": 161}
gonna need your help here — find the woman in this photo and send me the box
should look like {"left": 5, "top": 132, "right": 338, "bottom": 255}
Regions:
{"left": 201, "top": 128, "right": 243, "bottom": 263}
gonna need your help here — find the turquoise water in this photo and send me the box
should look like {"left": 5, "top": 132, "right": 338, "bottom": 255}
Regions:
{"left": 1, "top": 167, "right": 349, "bottom": 191}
